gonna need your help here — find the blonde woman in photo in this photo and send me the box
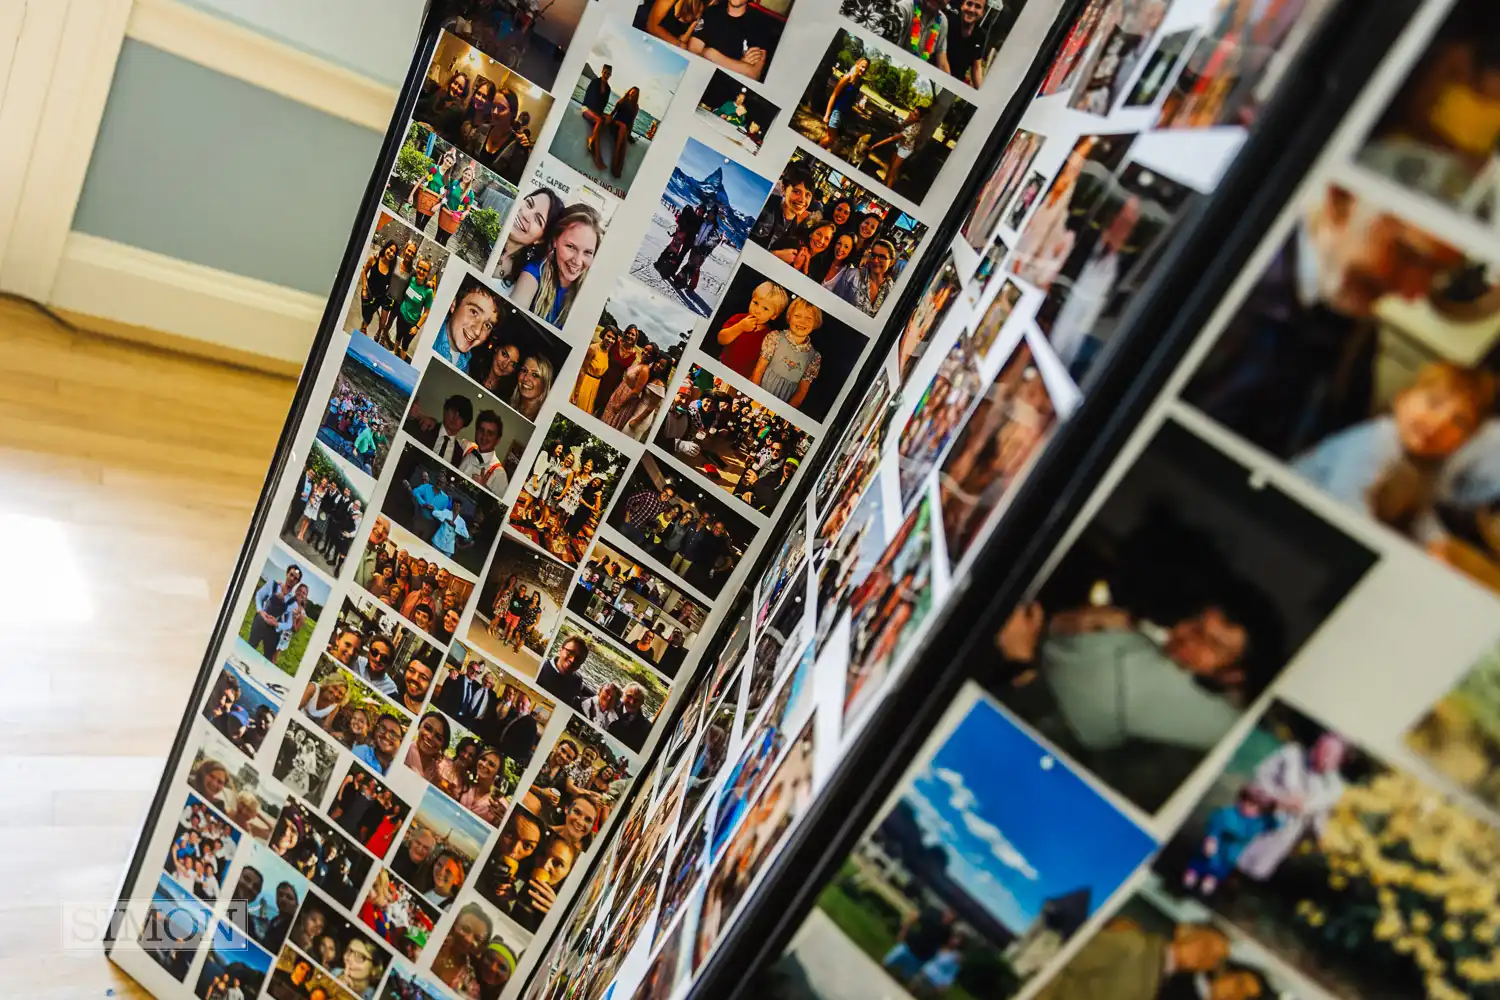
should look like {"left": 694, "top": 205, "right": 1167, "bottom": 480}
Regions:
{"left": 511, "top": 204, "right": 604, "bottom": 328}
{"left": 508, "top": 355, "right": 555, "bottom": 421}
{"left": 300, "top": 673, "right": 349, "bottom": 726}
{"left": 641, "top": 0, "right": 703, "bottom": 47}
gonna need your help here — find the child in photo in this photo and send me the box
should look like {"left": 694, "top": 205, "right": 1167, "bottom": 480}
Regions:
{"left": 1183, "top": 787, "right": 1281, "bottom": 897}
{"left": 752, "top": 297, "right": 823, "bottom": 410}
{"left": 714, "top": 280, "right": 789, "bottom": 379}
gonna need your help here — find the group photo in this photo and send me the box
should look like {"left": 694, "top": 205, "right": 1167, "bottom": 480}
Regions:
{"left": 328, "top": 760, "right": 411, "bottom": 860}
{"left": 265, "top": 945, "right": 353, "bottom": 1000}
{"left": 552, "top": 24, "right": 689, "bottom": 196}
{"left": 202, "top": 659, "right": 280, "bottom": 758}
{"left": 320, "top": 330, "right": 419, "bottom": 480}
{"left": 468, "top": 534, "right": 574, "bottom": 675}
{"left": 971, "top": 277, "right": 1022, "bottom": 358}
{"left": 793, "top": 29, "right": 974, "bottom": 203}
{"left": 754, "top": 517, "right": 807, "bottom": 631}
{"left": 325, "top": 594, "right": 441, "bottom": 716}
{"left": 285, "top": 894, "right": 390, "bottom": 999}
{"left": 189, "top": 730, "right": 285, "bottom": 842}
{"left": 814, "top": 472, "right": 887, "bottom": 656}
{"left": 403, "top": 357, "right": 533, "bottom": 500}
{"left": 299, "top": 655, "right": 412, "bottom": 777}
{"left": 492, "top": 168, "right": 612, "bottom": 330}
{"left": 993, "top": 422, "right": 1375, "bottom": 815}
{"left": 162, "top": 792, "right": 240, "bottom": 905}
{"left": 271, "top": 720, "right": 340, "bottom": 805}
{"left": 536, "top": 615, "right": 670, "bottom": 752}
{"left": 193, "top": 912, "right": 272, "bottom": 1000}
{"left": 896, "top": 333, "right": 983, "bottom": 508}
{"left": 701, "top": 264, "right": 868, "bottom": 422}
{"left": 844, "top": 499, "right": 935, "bottom": 726}
{"left": 429, "top": 900, "right": 522, "bottom": 1000}
{"left": 237, "top": 547, "right": 331, "bottom": 677}
{"left": 353, "top": 515, "right": 478, "bottom": 646}
{"left": 358, "top": 866, "right": 440, "bottom": 962}
{"left": 937, "top": 338, "right": 1058, "bottom": 564}
{"left": 268, "top": 798, "right": 374, "bottom": 909}
{"left": 812, "top": 369, "right": 892, "bottom": 515}
{"left": 607, "top": 454, "right": 757, "bottom": 599}
{"left": 695, "top": 70, "right": 780, "bottom": 154}
{"left": 749, "top": 151, "right": 926, "bottom": 318}
{"left": 1156, "top": 0, "right": 1311, "bottom": 130}
{"left": 633, "top": 0, "right": 794, "bottom": 80}
{"left": 385, "top": 442, "right": 506, "bottom": 575}
{"left": 437, "top": 0, "right": 587, "bottom": 91}
{"left": 657, "top": 365, "right": 813, "bottom": 515}
{"left": 571, "top": 278, "right": 693, "bottom": 438}
{"left": 508, "top": 414, "right": 629, "bottom": 566}
{"left": 841, "top": 0, "right": 1027, "bottom": 89}
{"left": 414, "top": 29, "right": 554, "bottom": 184}
{"left": 383, "top": 122, "right": 516, "bottom": 272}
{"left": 527, "top": 714, "right": 635, "bottom": 835}
{"left": 630, "top": 137, "right": 775, "bottom": 318}
{"left": 1156, "top": 702, "right": 1500, "bottom": 1000}
{"left": 570, "top": 536, "right": 707, "bottom": 678}
{"left": 392, "top": 786, "right": 492, "bottom": 911}
{"left": 342, "top": 213, "right": 451, "bottom": 364}
{"left": 962, "top": 128, "right": 1045, "bottom": 251}
{"left": 279, "top": 441, "right": 370, "bottom": 579}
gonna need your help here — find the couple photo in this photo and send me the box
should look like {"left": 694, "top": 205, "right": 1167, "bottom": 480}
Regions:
{"left": 385, "top": 443, "right": 506, "bottom": 575}
{"left": 238, "top": 548, "right": 331, "bottom": 677}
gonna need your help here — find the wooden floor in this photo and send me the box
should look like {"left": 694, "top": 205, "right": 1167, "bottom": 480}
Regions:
{"left": 0, "top": 297, "right": 295, "bottom": 998}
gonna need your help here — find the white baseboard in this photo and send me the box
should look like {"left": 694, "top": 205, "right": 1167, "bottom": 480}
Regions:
{"left": 49, "top": 232, "right": 322, "bottom": 371}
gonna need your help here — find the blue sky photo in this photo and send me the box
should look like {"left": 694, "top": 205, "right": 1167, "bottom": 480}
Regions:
{"left": 262, "top": 545, "right": 333, "bottom": 607}
{"left": 904, "top": 697, "right": 1155, "bottom": 934}
{"left": 348, "top": 330, "right": 419, "bottom": 397}
{"left": 674, "top": 137, "right": 775, "bottom": 218}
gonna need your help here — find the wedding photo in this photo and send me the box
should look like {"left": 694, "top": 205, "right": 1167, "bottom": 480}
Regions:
{"left": 571, "top": 277, "right": 694, "bottom": 437}
{"left": 279, "top": 440, "right": 370, "bottom": 579}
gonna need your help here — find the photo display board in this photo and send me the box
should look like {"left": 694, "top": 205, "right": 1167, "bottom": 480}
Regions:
{"left": 507, "top": 1, "right": 1440, "bottom": 998}
{"left": 109, "top": 1, "right": 1079, "bottom": 999}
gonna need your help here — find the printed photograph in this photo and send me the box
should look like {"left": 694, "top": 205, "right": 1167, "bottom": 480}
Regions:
{"left": 385, "top": 442, "right": 506, "bottom": 575}
{"left": 508, "top": 413, "right": 630, "bottom": 565}
{"left": 266, "top": 945, "right": 357, "bottom": 1000}
{"left": 1407, "top": 642, "right": 1500, "bottom": 810}
{"left": 571, "top": 276, "right": 694, "bottom": 435}
{"left": 189, "top": 730, "right": 285, "bottom": 842}
{"left": 814, "top": 368, "right": 894, "bottom": 515}
{"left": 237, "top": 547, "right": 330, "bottom": 677}
{"left": 1066, "top": 0, "right": 1171, "bottom": 115}
{"left": 755, "top": 516, "right": 808, "bottom": 631}
{"left": 632, "top": 0, "right": 794, "bottom": 82}
{"left": 749, "top": 149, "right": 928, "bottom": 317}
{"left": 845, "top": 498, "right": 935, "bottom": 726}
{"left": 782, "top": 690, "right": 1154, "bottom": 1000}
{"left": 632, "top": 138, "right": 775, "bottom": 318}
{"left": 793, "top": 28, "right": 976, "bottom": 202}
{"left": 383, "top": 121, "right": 516, "bottom": 271}
{"left": 1037, "top": 160, "right": 1193, "bottom": 382}
{"left": 536, "top": 615, "right": 670, "bottom": 751}
{"left": 841, "top": 0, "right": 1028, "bottom": 89}
{"left": 325, "top": 593, "right": 441, "bottom": 717}
{"left": 353, "top": 516, "right": 478, "bottom": 646}
{"left": 320, "top": 328, "right": 419, "bottom": 480}
{"left": 637, "top": 915, "right": 687, "bottom": 1000}
{"left": 328, "top": 760, "right": 412, "bottom": 861}
{"left": 358, "top": 867, "right": 441, "bottom": 962}
{"left": 429, "top": 901, "right": 524, "bottom": 999}
{"left": 476, "top": 805, "right": 583, "bottom": 933}
{"left": 971, "top": 277, "right": 1022, "bottom": 358}
{"left": 438, "top": 0, "right": 587, "bottom": 91}
{"left": 1184, "top": 184, "right": 1500, "bottom": 592}
{"left": 233, "top": 840, "right": 305, "bottom": 954}
{"left": 414, "top": 29, "right": 553, "bottom": 184}
{"left": 681, "top": 695, "right": 736, "bottom": 828}
{"left": 694, "top": 719, "right": 816, "bottom": 968}
{"left": 492, "top": 157, "right": 617, "bottom": 330}
{"left": 1158, "top": 0, "right": 1314, "bottom": 129}
{"left": 343, "top": 212, "right": 451, "bottom": 363}
{"left": 402, "top": 356, "right": 535, "bottom": 500}
{"left": 412, "top": 642, "right": 554, "bottom": 822}
{"left": 938, "top": 339, "right": 1058, "bottom": 564}
{"left": 272, "top": 719, "right": 340, "bottom": 805}
{"left": 571, "top": 535, "right": 709, "bottom": 678}
{"left": 962, "top": 128, "right": 1045, "bottom": 251}
{"left": 551, "top": 24, "right": 689, "bottom": 196}
{"left": 279, "top": 440, "right": 370, "bottom": 578}
{"left": 1036, "top": 0, "right": 1111, "bottom": 96}
{"left": 526, "top": 714, "right": 636, "bottom": 842}
{"left": 815, "top": 453, "right": 889, "bottom": 655}
{"left": 1004, "top": 172, "right": 1045, "bottom": 233}
{"left": 269, "top": 797, "right": 373, "bottom": 909}
{"left": 696, "top": 70, "right": 780, "bottom": 153}
{"left": 163, "top": 792, "right": 241, "bottom": 905}
{"left": 995, "top": 420, "right": 1375, "bottom": 814}
{"left": 657, "top": 817, "right": 707, "bottom": 944}
{"left": 468, "top": 533, "right": 574, "bottom": 675}
{"left": 194, "top": 915, "right": 273, "bottom": 1000}
{"left": 379, "top": 965, "right": 452, "bottom": 1000}
{"left": 1357, "top": 0, "right": 1499, "bottom": 220}
{"left": 287, "top": 893, "right": 390, "bottom": 996}
{"left": 814, "top": 430, "right": 881, "bottom": 570}
{"left": 1009, "top": 132, "right": 1136, "bottom": 294}
{"left": 969, "top": 236, "right": 1009, "bottom": 304}
{"left": 658, "top": 364, "right": 813, "bottom": 514}
{"left": 389, "top": 786, "right": 491, "bottom": 912}
{"left": 299, "top": 656, "right": 412, "bottom": 776}
{"left": 748, "top": 591, "right": 809, "bottom": 720}
{"left": 1156, "top": 701, "right": 1500, "bottom": 1000}
{"left": 607, "top": 453, "right": 758, "bottom": 598}
{"left": 1123, "top": 26, "right": 1194, "bottom": 109}
{"left": 139, "top": 874, "right": 211, "bottom": 981}
{"left": 896, "top": 332, "right": 983, "bottom": 508}
{"left": 202, "top": 657, "right": 282, "bottom": 757}
{"left": 429, "top": 273, "right": 573, "bottom": 417}
{"left": 701, "top": 264, "right": 868, "bottom": 422}
{"left": 898, "top": 253, "right": 962, "bottom": 378}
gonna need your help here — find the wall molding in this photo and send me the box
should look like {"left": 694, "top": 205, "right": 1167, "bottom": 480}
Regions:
{"left": 51, "top": 233, "right": 321, "bottom": 373}
{"left": 124, "top": 0, "right": 398, "bottom": 132}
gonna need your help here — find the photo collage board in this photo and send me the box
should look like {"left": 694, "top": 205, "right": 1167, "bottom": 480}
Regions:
{"left": 507, "top": 1, "right": 1413, "bottom": 999}
{"left": 112, "top": 1, "right": 1075, "bottom": 999}
{"left": 549, "top": 3, "right": 1500, "bottom": 1000}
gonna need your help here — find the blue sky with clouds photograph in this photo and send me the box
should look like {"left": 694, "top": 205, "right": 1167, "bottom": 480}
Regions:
{"left": 904, "top": 697, "right": 1155, "bottom": 934}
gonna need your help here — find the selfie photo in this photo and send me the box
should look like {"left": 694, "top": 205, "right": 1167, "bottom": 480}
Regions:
{"left": 572, "top": 277, "right": 694, "bottom": 436}
{"left": 189, "top": 729, "right": 286, "bottom": 842}
{"left": 632, "top": 0, "right": 794, "bottom": 82}
{"left": 507, "top": 414, "right": 629, "bottom": 566}
{"left": 300, "top": 655, "right": 413, "bottom": 776}
{"left": 841, "top": 0, "right": 1027, "bottom": 89}
{"left": 428, "top": 273, "right": 572, "bottom": 413}
{"left": 391, "top": 786, "right": 492, "bottom": 911}
{"left": 202, "top": 658, "right": 281, "bottom": 758}
{"left": 269, "top": 797, "right": 374, "bottom": 908}
{"left": 492, "top": 171, "right": 612, "bottom": 330}
{"left": 353, "top": 516, "right": 479, "bottom": 646}
{"left": 536, "top": 615, "right": 670, "bottom": 751}
{"left": 326, "top": 593, "right": 442, "bottom": 716}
